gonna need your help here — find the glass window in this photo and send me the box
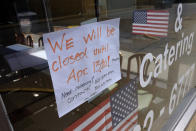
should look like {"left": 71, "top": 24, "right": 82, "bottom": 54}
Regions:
{"left": 0, "top": 0, "right": 196, "bottom": 130}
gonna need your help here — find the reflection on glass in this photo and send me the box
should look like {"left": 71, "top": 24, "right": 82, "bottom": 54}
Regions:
{"left": 0, "top": 0, "right": 195, "bottom": 131}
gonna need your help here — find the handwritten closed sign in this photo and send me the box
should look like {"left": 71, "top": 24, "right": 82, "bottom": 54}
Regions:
{"left": 43, "top": 18, "right": 121, "bottom": 117}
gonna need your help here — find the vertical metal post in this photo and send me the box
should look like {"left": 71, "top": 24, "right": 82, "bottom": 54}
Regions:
{"left": 42, "top": 0, "right": 53, "bottom": 32}
{"left": 94, "top": 0, "right": 99, "bottom": 21}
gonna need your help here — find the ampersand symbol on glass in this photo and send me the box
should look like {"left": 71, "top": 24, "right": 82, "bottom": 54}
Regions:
{"left": 175, "top": 3, "right": 183, "bottom": 32}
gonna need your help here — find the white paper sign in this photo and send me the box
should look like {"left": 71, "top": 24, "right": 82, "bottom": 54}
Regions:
{"left": 43, "top": 18, "right": 121, "bottom": 117}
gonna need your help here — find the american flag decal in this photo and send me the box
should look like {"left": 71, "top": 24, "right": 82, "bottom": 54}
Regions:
{"left": 65, "top": 80, "right": 138, "bottom": 131}
{"left": 132, "top": 10, "right": 169, "bottom": 37}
